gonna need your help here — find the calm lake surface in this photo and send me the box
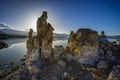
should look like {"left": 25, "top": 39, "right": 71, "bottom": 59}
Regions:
{"left": 0, "top": 38, "right": 67, "bottom": 65}
{"left": 0, "top": 38, "right": 118, "bottom": 65}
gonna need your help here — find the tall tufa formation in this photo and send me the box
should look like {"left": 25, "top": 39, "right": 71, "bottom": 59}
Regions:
{"left": 66, "top": 28, "right": 98, "bottom": 56}
{"left": 98, "top": 31, "right": 108, "bottom": 43}
{"left": 37, "top": 11, "right": 54, "bottom": 57}
{"left": 26, "top": 11, "right": 54, "bottom": 58}
{"left": 26, "top": 11, "right": 54, "bottom": 80}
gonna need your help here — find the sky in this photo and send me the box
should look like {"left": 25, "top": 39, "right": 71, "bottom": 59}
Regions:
{"left": 0, "top": 0, "right": 120, "bottom": 35}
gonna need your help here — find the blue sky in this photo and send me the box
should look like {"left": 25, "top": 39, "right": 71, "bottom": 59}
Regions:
{"left": 0, "top": 0, "right": 120, "bottom": 35}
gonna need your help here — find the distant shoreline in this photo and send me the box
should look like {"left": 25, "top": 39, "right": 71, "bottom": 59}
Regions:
{"left": 0, "top": 34, "right": 27, "bottom": 40}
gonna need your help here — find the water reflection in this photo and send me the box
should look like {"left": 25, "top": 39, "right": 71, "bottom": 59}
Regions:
{"left": 0, "top": 38, "right": 67, "bottom": 65}
{"left": 0, "top": 42, "right": 26, "bottom": 65}
{"left": 0, "top": 37, "right": 119, "bottom": 65}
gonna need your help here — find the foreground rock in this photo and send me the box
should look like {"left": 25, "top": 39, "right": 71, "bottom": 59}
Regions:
{"left": 0, "top": 41, "right": 8, "bottom": 49}
{"left": 53, "top": 45, "right": 64, "bottom": 60}
{"left": 107, "top": 65, "right": 120, "bottom": 80}
{"left": 66, "top": 28, "right": 98, "bottom": 66}
{"left": 66, "top": 30, "right": 120, "bottom": 80}
{"left": 67, "top": 29, "right": 98, "bottom": 56}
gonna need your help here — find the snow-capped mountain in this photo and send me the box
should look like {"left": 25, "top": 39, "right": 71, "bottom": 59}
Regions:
{"left": 0, "top": 23, "right": 28, "bottom": 38}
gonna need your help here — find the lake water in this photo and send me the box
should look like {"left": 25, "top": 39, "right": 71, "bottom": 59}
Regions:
{"left": 0, "top": 38, "right": 118, "bottom": 65}
{"left": 0, "top": 38, "right": 67, "bottom": 65}
{"left": 108, "top": 39, "right": 117, "bottom": 42}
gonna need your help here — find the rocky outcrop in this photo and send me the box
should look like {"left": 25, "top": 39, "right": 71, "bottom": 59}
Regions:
{"left": 40, "top": 60, "right": 66, "bottom": 80}
{"left": 66, "top": 28, "right": 99, "bottom": 66}
{"left": 91, "top": 41, "right": 120, "bottom": 80}
{"left": 36, "top": 11, "right": 54, "bottom": 58}
{"left": 26, "top": 11, "right": 54, "bottom": 80}
{"left": 107, "top": 65, "right": 120, "bottom": 80}
{"left": 0, "top": 41, "right": 8, "bottom": 49}
{"left": 66, "top": 29, "right": 120, "bottom": 80}
{"left": 67, "top": 28, "right": 98, "bottom": 56}
{"left": 53, "top": 45, "right": 64, "bottom": 60}
{"left": 27, "top": 11, "right": 54, "bottom": 58}
{"left": 83, "top": 34, "right": 120, "bottom": 80}
{"left": 98, "top": 31, "right": 108, "bottom": 43}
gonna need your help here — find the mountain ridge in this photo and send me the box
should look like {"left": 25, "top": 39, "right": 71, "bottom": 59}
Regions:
{"left": 0, "top": 28, "right": 69, "bottom": 40}
{"left": 0, "top": 22, "right": 119, "bottom": 40}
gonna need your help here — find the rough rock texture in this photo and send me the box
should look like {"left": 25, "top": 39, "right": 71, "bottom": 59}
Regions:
{"left": 107, "top": 65, "right": 120, "bottom": 80}
{"left": 27, "top": 11, "right": 54, "bottom": 58}
{"left": 2, "top": 66, "right": 30, "bottom": 80}
{"left": 37, "top": 11, "right": 54, "bottom": 57}
{"left": 37, "top": 58, "right": 94, "bottom": 80}
{"left": 66, "top": 29, "right": 120, "bottom": 80}
{"left": 53, "top": 45, "right": 64, "bottom": 59}
{"left": 67, "top": 28, "right": 98, "bottom": 56}
{"left": 84, "top": 33, "right": 120, "bottom": 80}
{"left": 25, "top": 11, "right": 54, "bottom": 80}
{"left": 66, "top": 28, "right": 99, "bottom": 66}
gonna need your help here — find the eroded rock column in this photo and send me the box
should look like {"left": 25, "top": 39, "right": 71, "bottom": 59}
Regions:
{"left": 37, "top": 11, "right": 54, "bottom": 58}
{"left": 26, "top": 11, "right": 54, "bottom": 80}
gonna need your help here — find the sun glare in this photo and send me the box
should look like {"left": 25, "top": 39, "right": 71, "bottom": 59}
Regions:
{"left": 30, "top": 17, "right": 37, "bottom": 32}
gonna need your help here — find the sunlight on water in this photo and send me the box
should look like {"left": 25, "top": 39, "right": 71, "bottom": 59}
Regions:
{"left": 108, "top": 39, "right": 117, "bottom": 42}
{"left": 0, "top": 42, "right": 27, "bottom": 65}
{"left": 52, "top": 40, "right": 67, "bottom": 48}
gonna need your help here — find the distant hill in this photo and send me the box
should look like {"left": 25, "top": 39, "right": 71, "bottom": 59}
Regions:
{"left": 0, "top": 29, "right": 28, "bottom": 36}
{"left": 0, "top": 26, "right": 69, "bottom": 41}
{"left": 0, "top": 22, "right": 69, "bottom": 40}
{"left": 0, "top": 29, "right": 69, "bottom": 40}
{"left": 0, "top": 29, "right": 28, "bottom": 39}
{"left": 53, "top": 33, "right": 69, "bottom": 40}
{"left": 107, "top": 35, "right": 120, "bottom": 40}
{"left": 0, "top": 23, "right": 28, "bottom": 39}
